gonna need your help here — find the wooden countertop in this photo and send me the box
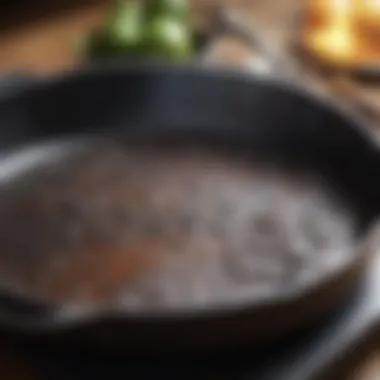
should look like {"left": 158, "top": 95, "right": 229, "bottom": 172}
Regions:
{"left": 0, "top": 0, "right": 379, "bottom": 379}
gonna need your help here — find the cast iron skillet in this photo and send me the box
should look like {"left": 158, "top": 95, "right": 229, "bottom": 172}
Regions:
{"left": 0, "top": 10, "right": 379, "bottom": 350}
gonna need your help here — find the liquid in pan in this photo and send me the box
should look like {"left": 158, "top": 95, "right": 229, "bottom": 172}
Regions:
{"left": 0, "top": 139, "right": 358, "bottom": 311}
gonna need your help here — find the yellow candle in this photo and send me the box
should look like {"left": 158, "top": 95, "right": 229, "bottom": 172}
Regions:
{"left": 304, "top": 0, "right": 358, "bottom": 66}
{"left": 356, "top": 0, "right": 380, "bottom": 23}
{"left": 353, "top": 0, "right": 380, "bottom": 58}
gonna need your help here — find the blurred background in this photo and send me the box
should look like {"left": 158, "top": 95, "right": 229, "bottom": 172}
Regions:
{"left": 2, "top": 0, "right": 380, "bottom": 122}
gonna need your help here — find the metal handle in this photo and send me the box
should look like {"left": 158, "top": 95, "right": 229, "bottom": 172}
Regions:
{"left": 198, "top": 7, "right": 296, "bottom": 77}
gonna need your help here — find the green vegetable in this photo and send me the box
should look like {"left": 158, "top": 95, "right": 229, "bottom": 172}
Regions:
{"left": 146, "top": 0, "right": 189, "bottom": 19}
{"left": 144, "top": 15, "right": 193, "bottom": 60}
{"left": 82, "top": 0, "right": 145, "bottom": 60}
{"left": 104, "top": 0, "right": 144, "bottom": 54}
{"left": 78, "top": 0, "right": 195, "bottom": 62}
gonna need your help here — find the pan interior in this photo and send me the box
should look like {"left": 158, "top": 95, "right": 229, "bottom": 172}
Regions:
{"left": 0, "top": 133, "right": 362, "bottom": 313}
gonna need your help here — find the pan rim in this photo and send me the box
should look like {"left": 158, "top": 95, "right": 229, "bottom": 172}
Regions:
{"left": 0, "top": 61, "right": 376, "bottom": 330}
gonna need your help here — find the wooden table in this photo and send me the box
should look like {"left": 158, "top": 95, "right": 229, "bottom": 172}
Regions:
{"left": 0, "top": 0, "right": 380, "bottom": 379}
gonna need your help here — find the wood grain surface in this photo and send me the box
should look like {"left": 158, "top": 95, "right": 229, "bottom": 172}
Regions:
{"left": 0, "top": 0, "right": 379, "bottom": 379}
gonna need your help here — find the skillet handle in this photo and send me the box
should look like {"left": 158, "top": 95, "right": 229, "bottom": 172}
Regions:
{"left": 198, "top": 7, "right": 297, "bottom": 77}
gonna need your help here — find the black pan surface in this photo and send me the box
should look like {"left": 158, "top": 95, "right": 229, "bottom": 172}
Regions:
{"left": 0, "top": 63, "right": 379, "bottom": 348}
